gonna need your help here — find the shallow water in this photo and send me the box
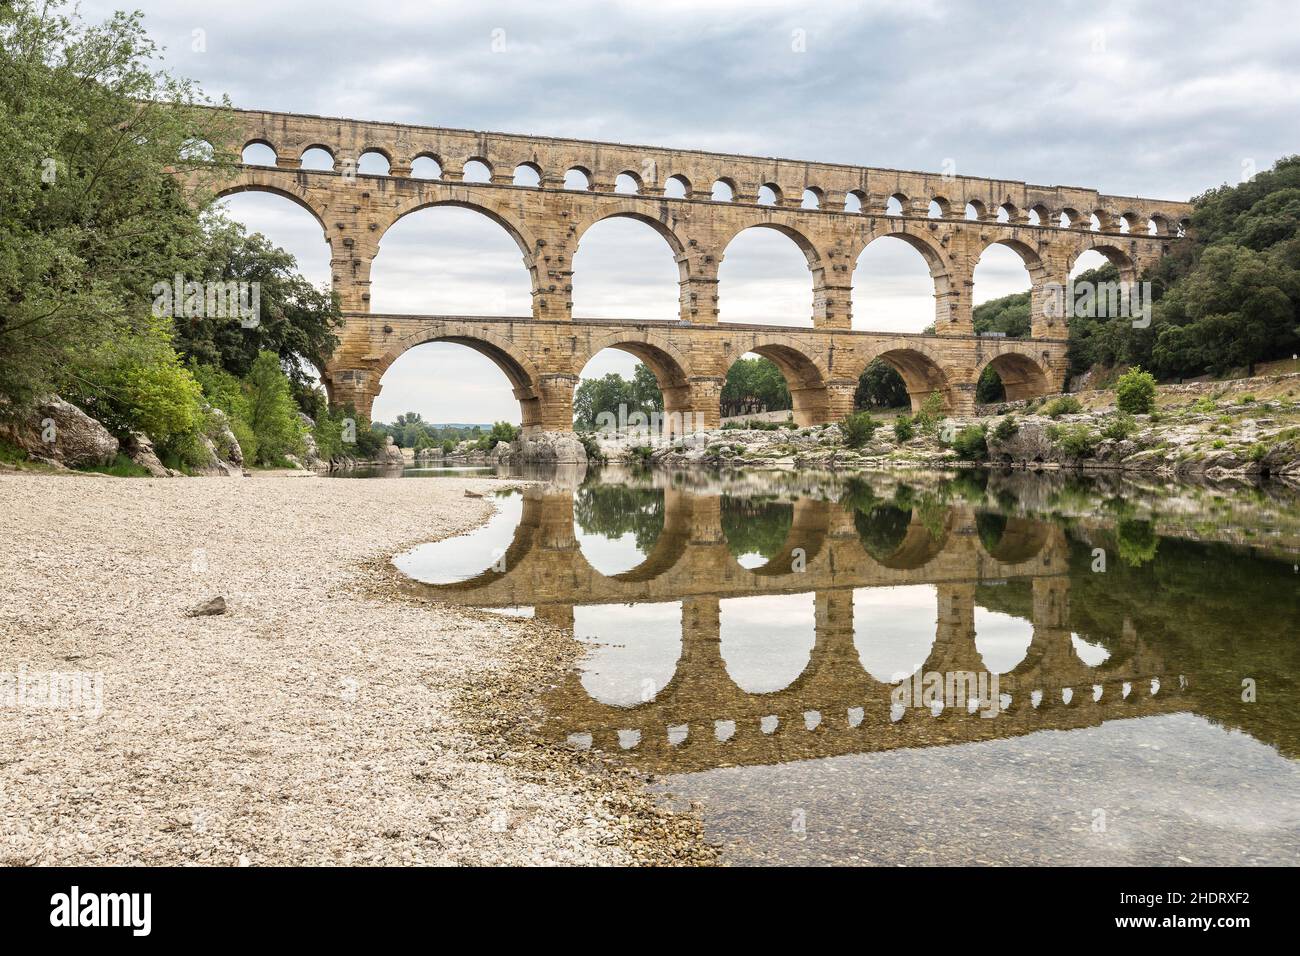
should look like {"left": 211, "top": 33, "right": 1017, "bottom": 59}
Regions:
{"left": 389, "top": 465, "right": 1300, "bottom": 865}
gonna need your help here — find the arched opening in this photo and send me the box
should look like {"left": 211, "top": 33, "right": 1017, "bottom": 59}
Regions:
{"left": 572, "top": 216, "right": 682, "bottom": 322}
{"left": 978, "top": 353, "right": 1050, "bottom": 405}
{"left": 852, "top": 234, "right": 941, "bottom": 334}
{"left": 758, "top": 183, "right": 781, "bottom": 206}
{"left": 575, "top": 602, "right": 682, "bottom": 707}
{"left": 718, "top": 226, "right": 815, "bottom": 327}
{"left": 462, "top": 159, "right": 491, "bottom": 183}
{"left": 854, "top": 585, "right": 938, "bottom": 684}
{"left": 358, "top": 150, "right": 390, "bottom": 176}
{"left": 973, "top": 241, "right": 1038, "bottom": 327}
{"left": 801, "top": 188, "right": 822, "bottom": 209}
{"left": 241, "top": 141, "right": 276, "bottom": 166}
{"left": 724, "top": 343, "right": 825, "bottom": 424}
{"left": 372, "top": 337, "right": 530, "bottom": 430}
{"left": 371, "top": 204, "right": 532, "bottom": 315}
{"left": 873, "top": 348, "right": 954, "bottom": 412}
{"left": 300, "top": 146, "right": 334, "bottom": 171}
{"left": 179, "top": 138, "right": 215, "bottom": 162}
{"left": 844, "top": 190, "right": 864, "bottom": 213}
{"left": 1027, "top": 207, "right": 1042, "bottom": 226}
{"left": 711, "top": 179, "right": 735, "bottom": 202}
{"left": 564, "top": 167, "right": 591, "bottom": 191}
{"left": 614, "top": 172, "right": 641, "bottom": 194}
{"left": 411, "top": 155, "right": 441, "bottom": 180}
{"left": 854, "top": 359, "right": 910, "bottom": 412}
{"left": 927, "top": 200, "right": 944, "bottom": 218}
{"left": 573, "top": 343, "right": 692, "bottom": 438}
{"left": 720, "top": 593, "right": 816, "bottom": 694}
{"left": 966, "top": 201, "right": 985, "bottom": 221}
{"left": 663, "top": 174, "right": 690, "bottom": 199}
{"left": 211, "top": 189, "right": 331, "bottom": 289}
{"left": 512, "top": 163, "right": 541, "bottom": 187}
{"left": 886, "top": 195, "right": 904, "bottom": 216}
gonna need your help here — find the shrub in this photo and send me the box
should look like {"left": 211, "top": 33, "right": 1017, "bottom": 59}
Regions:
{"left": 244, "top": 351, "right": 305, "bottom": 465}
{"left": 892, "top": 416, "right": 915, "bottom": 442}
{"left": 1238, "top": 394, "right": 1257, "bottom": 405}
{"left": 475, "top": 420, "right": 519, "bottom": 451}
{"left": 991, "top": 415, "right": 1019, "bottom": 442}
{"left": 1048, "top": 422, "right": 1098, "bottom": 458}
{"left": 1043, "top": 395, "right": 1083, "bottom": 418}
{"left": 840, "top": 411, "right": 881, "bottom": 448}
{"left": 1100, "top": 413, "right": 1136, "bottom": 441}
{"left": 948, "top": 424, "right": 988, "bottom": 460}
{"left": 1115, "top": 367, "right": 1158, "bottom": 414}
{"left": 913, "top": 393, "right": 946, "bottom": 433}
{"left": 577, "top": 432, "right": 605, "bottom": 461}
{"left": 1248, "top": 442, "right": 1268, "bottom": 461}
{"left": 1212, "top": 438, "right": 1227, "bottom": 449}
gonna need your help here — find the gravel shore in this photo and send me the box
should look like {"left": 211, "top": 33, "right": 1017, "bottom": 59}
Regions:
{"left": 0, "top": 473, "right": 712, "bottom": 866}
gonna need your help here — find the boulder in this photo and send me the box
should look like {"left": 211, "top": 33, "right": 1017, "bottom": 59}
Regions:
{"left": 0, "top": 396, "right": 118, "bottom": 468}
{"left": 381, "top": 436, "right": 404, "bottom": 464}
{"left": 511, "top": 431, "right": 588, "bottom": 464}
{"left": 297, "top": 412, "right": 322, "bottom": 468}
{"left": 489, "top": 440, "right": 511, "bottom": 461}
{"left": 124, "top": 431, "right": 169, "bottom": 478}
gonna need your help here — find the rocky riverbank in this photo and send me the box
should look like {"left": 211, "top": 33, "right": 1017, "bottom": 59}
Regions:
{"left": 0, "top": 472, "right": 712, "bottom": 865}
{"left": 624, "top": 383, "right": 1300, "bottom": 486}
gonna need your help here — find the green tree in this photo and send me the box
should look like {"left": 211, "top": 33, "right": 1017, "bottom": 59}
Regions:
{"left": 721, "top": 357, "right": 790, "bottom": 416}
{"left": 854, "top": 359, "right": 909, "bottom": 409}
{"left": 0, "top": 0, "right": 231, "bottom": 405}
{"left": 1115, "top": 367, "right": 1158, "bottom": 414}
{"left": 244, "top": 351, "right": 304, "bottom": 465}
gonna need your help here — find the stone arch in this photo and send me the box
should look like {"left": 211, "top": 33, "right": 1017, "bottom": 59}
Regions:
{"left": 577, "top": 329, "right": 700, "bottom": 435}
{"left": 745, "top": 498, "right": 831, "bottom": 578}
{"left": 975, "top": 350, "right": 1051, "bottom": 403}
{"left": 571, "top": 211, "right": 688, "bottom": 323}
{"left": 378, "top": 197, "right": 541, "bottom": 304}
{"left": 723, "top": 333, "right": 831, "bottom": 425}
{"left": 211, "top": 181, "right": 329, "bottom": 236}
{"left": 371, "top": 322, "right": 544, "bottom": 431}
{"left": 976, "top": 513, "right": 1051, "bottom": 564}
{"left": 1067, "top": 242, "right": 1137, "bottom": 282}
{"left": 976, "top": 236, "right": 1050, "bottom": 285}
{"left": 866, "top": 346, "right": 956, "bottom": 412}
{"left": 717, "top": 221, "right": 824, "bottom": 327}
{"left": 853, "top": 226, "right": 952, "bottom": 331}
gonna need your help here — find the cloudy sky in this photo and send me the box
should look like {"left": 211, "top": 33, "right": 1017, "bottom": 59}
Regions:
{"left": 85, "top": 0, "right": 1300, "bottom": 423}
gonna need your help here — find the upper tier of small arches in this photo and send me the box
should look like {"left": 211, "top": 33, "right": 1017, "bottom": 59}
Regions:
{"left": 201, "top": 107, "right": 1192, "bottom": 238}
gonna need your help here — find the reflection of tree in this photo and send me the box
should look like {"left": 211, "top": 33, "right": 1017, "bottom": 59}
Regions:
{"left": 854, "top": 504, "right": 913, "bottom": 561}
{"left": 573, "top": 485, "right": 664, "bottom": 553}
{"left": 721, "top": 496, "right": 793, "bottom": 559}
{"left": 976, "top": 512, "right": 1009, "bottom": 554}
{"left": 1117, "top": 518, "right": 1159, "bottom": 567}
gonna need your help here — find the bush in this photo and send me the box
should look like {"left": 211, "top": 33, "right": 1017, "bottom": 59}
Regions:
{"left": 244, "top": 351, "right": 305, "bottom": 465}
{"left": 913, "top": 393, "right": 946, "bottom": 433}
{"left": 1100, "top": 412, "right": 1137, "bottom": 441}
{"left": 1115, "top": 367, "right": 1158, "bottom": 414}
{"left": 577, "top": 432, "right": 604, "bottom": 462}
{"left": 1043, "top": 395, "right": 1083, "bottom": 418}
{"left": 1047, "top": 422, "right": 1098, "bottom": 458}
{"left": 474, "top": 421, "right": 519, "bottom": 451}
{"left": 892, "top": 416, "right": 915, "bottom": 442}
{"left": 840, "top": 412, "right": 881, "bottom": 448}
{"left": 948, "top": 424, "right": 988, "bottom": 460}
{"left": 991, "top": 415, "right": 1019, "bottom": 442}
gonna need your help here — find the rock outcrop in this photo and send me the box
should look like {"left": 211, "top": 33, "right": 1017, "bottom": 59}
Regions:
{"left": 0, "top": 396, "right": 119, "bottom": 468}
{"left": 504, "top": 430, "right": 588, "bottom": 464}
{"left": 124, "top": 431, "right": 170, "bottom": 477}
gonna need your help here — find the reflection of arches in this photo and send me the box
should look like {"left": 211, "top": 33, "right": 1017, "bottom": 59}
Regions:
{"left": 975, "top": 352, "right": 1050, "bottom": 404}
{"left": 723, "top": 334, "right": 830, "bottom": 425}
{"left": 853, "top": 585, "right": 937, "bottom": 683}
{"left": 576, "top": 602, "right": 683, "bottom": 707}
{"left": 870, "top": 347, "right": 955, "bottom": 412}
{"left": 746, "top": 498, "right": 830, "bottom": 577}
{"left": 974, "top": 606, "right": 1033, "bottom": 674}
{"left": 856, "top": 508, "right": 948, "bottom": 569}
{"left": 720, "top": 593, "right": 817, "bottom": 694}
{"left": 975, "top": 513, "right": 1050, "bottom": 563}
{"left": 573, "top": 484, "right": 666, "bottom": 578}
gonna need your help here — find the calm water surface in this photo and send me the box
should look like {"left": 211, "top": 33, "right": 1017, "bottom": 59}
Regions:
{"left": 377, "top": 464, "right": 1300, "bottom": 865}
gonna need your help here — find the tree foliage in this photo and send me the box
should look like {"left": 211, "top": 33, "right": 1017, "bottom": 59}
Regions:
{"left": 720, "top": 357, "right": 790, "bottom": 417}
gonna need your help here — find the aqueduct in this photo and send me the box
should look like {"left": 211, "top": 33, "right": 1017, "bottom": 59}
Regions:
{"left": 189, "top": 107, "right": 1194, "bottom": 429}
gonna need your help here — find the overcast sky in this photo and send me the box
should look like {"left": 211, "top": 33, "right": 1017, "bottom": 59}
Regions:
{"left": 86, "top": 0, "right": 1300, "bottom": 423}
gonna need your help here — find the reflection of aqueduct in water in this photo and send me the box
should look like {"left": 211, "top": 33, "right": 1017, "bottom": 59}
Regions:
{"left": 408, "top": 485, "right": 1188, "bottom": 773}
{"left": 190, "top": 107, "right": 1192, "bottom": 428}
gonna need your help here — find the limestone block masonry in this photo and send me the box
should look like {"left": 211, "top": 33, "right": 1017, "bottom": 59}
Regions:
{"left": 182, "top": 106, "right": 1192, "bottom": 432}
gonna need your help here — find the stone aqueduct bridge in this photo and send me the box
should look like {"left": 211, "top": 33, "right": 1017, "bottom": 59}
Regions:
{"left": 408, "top": 488, "right": 1186, "bottom": 774}
{"left": 193, "top": 107, "right": 1193, "bottom": 429}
